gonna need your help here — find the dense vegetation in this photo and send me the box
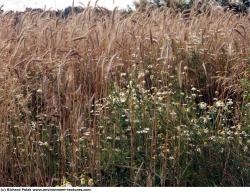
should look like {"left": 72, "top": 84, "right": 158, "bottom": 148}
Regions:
{"left": 0, "top": 4, "right": 249, "bottom": 186}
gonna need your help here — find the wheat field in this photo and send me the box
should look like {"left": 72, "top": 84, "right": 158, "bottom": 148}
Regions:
{"left": 0, "top": 6, "right": 249, "bottom": 186}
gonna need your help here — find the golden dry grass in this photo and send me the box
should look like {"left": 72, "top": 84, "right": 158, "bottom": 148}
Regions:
{"left": 0, "top": 7, "right": 249, "bottom": 186}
